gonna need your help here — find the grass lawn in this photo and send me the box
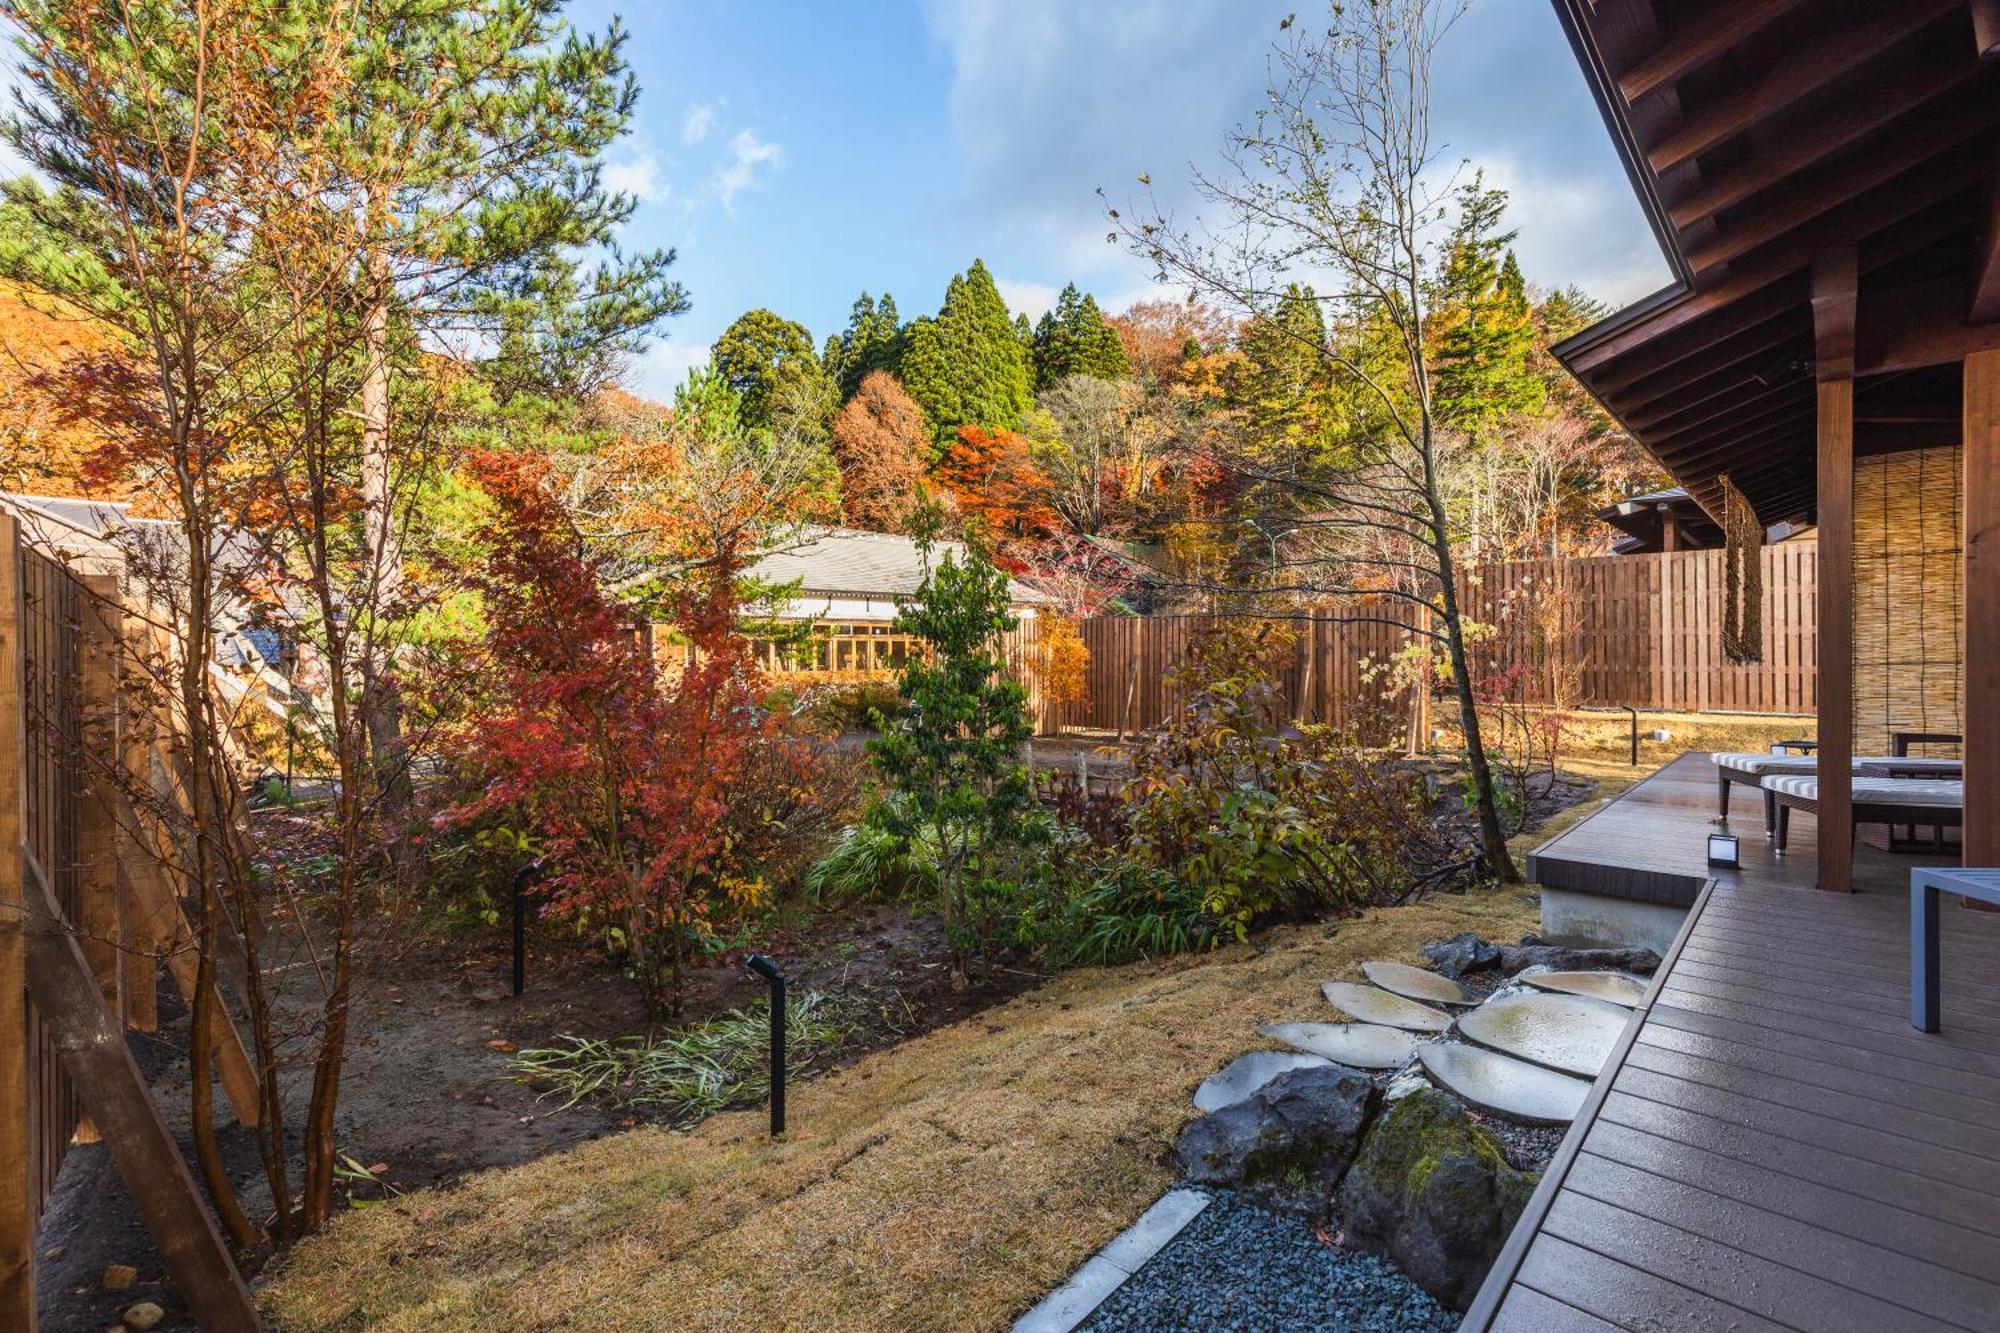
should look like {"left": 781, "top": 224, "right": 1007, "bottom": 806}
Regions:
{"left": 261, "top": 883, "right": 1546, "bottom": 1332}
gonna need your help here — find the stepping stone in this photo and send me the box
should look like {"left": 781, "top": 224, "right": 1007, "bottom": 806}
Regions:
{"left": 1458, "top": 992, "right": 1628, "bottom": 1078}
{"left": 1320, "top": 981, "right": 1453, "bottom": 1033}
{"left": 1258, "top": 1021, "right": 1418, "bottom": 1070}
{"left": 1523, "top": 970, "right": 1648, "bottom": 1008}
{"left": 1191, "top": 1050, "right": 1330, "bottom": 1112}
{"left": 1362, "top": 960, "right": 1471, "bottom": 1006}
{"left": 1418, "top": 1041, "right": 1592, "bottom": 1125}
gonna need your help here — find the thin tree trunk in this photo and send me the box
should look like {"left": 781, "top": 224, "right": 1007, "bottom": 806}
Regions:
{"left": 359, "top": 248, "right": 412, "bottom": 849}
{"left": 1432, "top": 521, "right": 1519, "bottom": 881}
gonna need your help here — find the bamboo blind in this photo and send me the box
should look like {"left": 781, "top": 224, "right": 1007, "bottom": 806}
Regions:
{"left": 1852, "top": 445, "right": 1962, "bottom": 757}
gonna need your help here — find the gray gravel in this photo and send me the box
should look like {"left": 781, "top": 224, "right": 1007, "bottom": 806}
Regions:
{"left": 1078, "top": 1189, "right": 1458, "bottom": 1332}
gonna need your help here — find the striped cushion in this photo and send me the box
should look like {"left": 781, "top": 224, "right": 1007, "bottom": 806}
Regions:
{"left": 1712, "top": 752, "right": 1818, "bottom": 775}
{"left": 1761, "top": 774, "right": 1963, "bottom": 806}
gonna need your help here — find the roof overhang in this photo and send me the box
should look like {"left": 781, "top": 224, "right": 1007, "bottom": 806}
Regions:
{"left": 1548, "top": 0, "right": 2000, "bottom": 526}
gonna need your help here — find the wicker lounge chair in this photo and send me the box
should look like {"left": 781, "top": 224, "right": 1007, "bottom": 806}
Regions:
{"left": 1711, "top": 752, "right": 1961, "bottom": 831}
{"left": 1759, "top": 774, "right": 1963, "bottom": 854}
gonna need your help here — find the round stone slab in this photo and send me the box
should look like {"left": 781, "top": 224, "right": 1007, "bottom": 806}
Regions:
{"left": 1192, "top": 1050, "right": 1330, "bottom": 1112}
{"left": 1362, "top": 960, "right": 1471, "bottom": 1006}
{"left": 1458, "top": 992, "right": 1628, "bottom": 1078}
{"left": 1419, "top": 1042, "right": 1591, "bottom": 1126}
{"left": 1523, "top": 970, "right": 1649, "bottom": 1009}
{"left": 1258, "top": 1021, "right": 1418, "bottom": 1070}
{"left": 1320, "top": 981, "right": 1453, "bottom": 1033}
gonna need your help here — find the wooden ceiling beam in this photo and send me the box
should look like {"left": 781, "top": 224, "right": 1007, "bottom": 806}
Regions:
{"left": 1667, "top": 56, "right": 1989, "bottom": 231}
{"left": 1617, "top": 0, "right": 1814, "bottom": 102}
{"left": 1649, "top": 390, "right": 1815, "bottom": 459}
{"left": 1697, "top": 137, "right": 1994, "bottom": 277}
{"left": 1860, "top": 273, "right": 2000, "bottom": 373}
{"left": 1599, "top": 308, "right": 1809, "bottom": 400}
{"left": 1654, "top": 410, "right": 1813, "bottom": 469}
{"left": 1973, "top": 171, "right": 2000, "bottom": 323}
{"left": 1646, "top": 0, "right": 1957, "bottom": 173}
{"left": 1628, "top": 373, "right": 1804, "bottom": 436}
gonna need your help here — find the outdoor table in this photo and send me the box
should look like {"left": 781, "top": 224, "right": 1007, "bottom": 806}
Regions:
{"left": 1772, "top": 738, "right": 1817, "bottom": 754}
{"left": 1910, "top": 866, "right": 2000, "bottom": 1032}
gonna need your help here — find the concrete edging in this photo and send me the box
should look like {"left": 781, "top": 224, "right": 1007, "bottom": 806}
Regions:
{"left": 1011, "top": 1188, "right": 1211, "bottom": 1333}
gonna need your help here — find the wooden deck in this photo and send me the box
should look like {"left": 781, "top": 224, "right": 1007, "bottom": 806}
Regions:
{"left": 1466, "top": 752, "right": 2000, "bottom": 1332}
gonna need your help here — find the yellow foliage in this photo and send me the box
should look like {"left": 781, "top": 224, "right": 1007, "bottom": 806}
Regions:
{"left": 1035, "top": 615, "right": 1090, "bottom": 706}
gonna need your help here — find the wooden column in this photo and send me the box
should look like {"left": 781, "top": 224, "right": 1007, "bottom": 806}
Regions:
{"left": 1814, "top": 252, "right": 1858, "bottom": 891}
{"left": 75, "top": 576, "right": 123, "bottom": 1016}
{"left": 1967, "top": 347, "right": 2000, "bottom": 866}
{"left": 0, "top": 514, "right": 30, "bottom": 1332}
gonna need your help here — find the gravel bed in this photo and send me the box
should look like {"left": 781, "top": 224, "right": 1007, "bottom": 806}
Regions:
{"left": 1460, "top": 1106, "right": 1567, "bottom": 1171}
{"left": 1078, "top": 1189, "right": 1458, "bottom": 1333}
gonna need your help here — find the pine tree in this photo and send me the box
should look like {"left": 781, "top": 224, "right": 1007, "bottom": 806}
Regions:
{"left": 711, "top": 307, "right": 833, "bottom": 433}
{"left": 824, "top": 291, "right": 904, "bottom": 398}
{"left": 897, "top": 259, "right": 1033, "bottom": 441}
{"left": 1430, "top": 179, "right": 1544, "bottom": 437}
{"left": 1237, "top": 283, "right": 1340, "bottom": 459}
{"left": 1032, "top": 283, "right": 1130, "bottom": 386}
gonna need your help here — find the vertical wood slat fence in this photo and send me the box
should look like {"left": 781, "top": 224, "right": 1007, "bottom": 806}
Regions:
{"left": 0, "top": 510, "right": 260, "bottom": 1332}
{"left": 1054, "top": 544, "right": 1819, "bottom": 737}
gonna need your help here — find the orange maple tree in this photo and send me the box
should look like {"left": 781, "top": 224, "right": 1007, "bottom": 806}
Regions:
{"left": 934, "top": 423, "right": 1058, "bottom": 541}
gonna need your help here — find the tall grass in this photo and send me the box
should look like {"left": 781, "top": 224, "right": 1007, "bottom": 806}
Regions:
{"left": 512, "top": 993, "right": 851, "bottom": 1125}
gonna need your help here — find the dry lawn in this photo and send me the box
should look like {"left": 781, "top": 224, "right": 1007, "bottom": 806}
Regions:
{"left": 260, "top": 885, "right": 1544, "bottom": 1332}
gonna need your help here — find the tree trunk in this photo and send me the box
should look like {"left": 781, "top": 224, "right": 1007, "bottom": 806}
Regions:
{"left": 1432, "top": 528, "right": 1520, "bottom": 882}
{"left": 359, "top": 248, "right": 412, "bottom": 848}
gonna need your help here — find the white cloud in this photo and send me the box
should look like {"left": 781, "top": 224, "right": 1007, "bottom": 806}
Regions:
{"left": 995, "top": 279, "right": 1058, "bottom": 322}
{"left": 603, "top": 151, "right": 668, "bottom": 205}
{"left": 681, "top": 101, "right": 720, "bottom": 146}
{"left": 1467, "top": 153, "right": 1669, "bottom": 310}
{"left": 710, "top": 129, "right": 784, "bottom": 212}
{"left": 627, "top": 338, "right": 710, "bottom": 400}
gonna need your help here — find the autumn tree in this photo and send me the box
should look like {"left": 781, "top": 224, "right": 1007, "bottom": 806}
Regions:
{"left": 935, "top": 424, "right": 1058, "bottom": 542}
{"left": 1110, "top": 0, "right": 1522, "bottom": 879}
{"left": 831, "top": 370, "right": 929, "bottom": 531}
{"left": 1110, "top": 297, "right": 1237, "bottom": 388}
{"left": 1031, "top": 374, "right": 1140, "bottom": 536}
{"left": 898, "top": 259, "right": 1033, "bottom": 441}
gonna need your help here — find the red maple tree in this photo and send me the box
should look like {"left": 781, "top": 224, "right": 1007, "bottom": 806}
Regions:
{"left": 445, "top": 449, "right": 769, "bottom": 1017}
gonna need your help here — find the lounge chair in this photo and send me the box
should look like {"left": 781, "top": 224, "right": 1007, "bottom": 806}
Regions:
{"left": 1711, "top": 752, "right": 1961, "bottom": 832}
{"left": 1760, "top": 774, "right": 1963, "bottom": 854}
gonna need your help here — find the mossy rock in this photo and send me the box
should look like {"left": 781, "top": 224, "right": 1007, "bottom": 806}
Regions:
{"left": 1174, "top": 1064, "right": 1379, "bottom": 1218}
{"left": 1337, "top": 1087, "right": 1538, "bottom": 1310}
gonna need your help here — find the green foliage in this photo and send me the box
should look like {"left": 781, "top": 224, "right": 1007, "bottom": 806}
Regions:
{"left": 802, "top": 809, "right": 941, "bottom": 904}
{"left": 711, "top": 307, "right": 834, "bottom": 434}
{"left": 512, "top": 993, "right": 851, "bottom": 1122}
{"left": 1031, "top": 282, "right": 1130, "bottom": 388}
{"left": 1237, "top": 283, "right": 1346, "bottom": 463}
{"left": 1430, "top": 176, "right": 1544, "bottom": 438}
{"left": 822, "top": 291, "right": 904, "bottom": 399}
{"left": 865, "top": 525, "right": 1035, "bottom": 969}
{"left": 894, "top": 259, "right": 1033, "bottom": 441}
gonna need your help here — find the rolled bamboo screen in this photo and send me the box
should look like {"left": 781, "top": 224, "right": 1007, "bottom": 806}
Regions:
{"left": 1852, "top": 445, "right": 1962, "bottom": 757}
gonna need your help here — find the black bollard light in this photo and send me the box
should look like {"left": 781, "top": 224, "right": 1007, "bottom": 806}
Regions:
{"left": 512, "top": 860, "right": 544, "bottom": 998}
{"left": 746, "top": 953, "right": 787, "bottom": 1136}
{"left": 1620, "top": 704, "right": 1639, "bottom": 767}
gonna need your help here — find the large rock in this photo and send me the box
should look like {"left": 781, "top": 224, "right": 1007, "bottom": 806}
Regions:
{"left": 1500, "top": 941, "right": 1661, "bottom": 977}
{"left": 1175, "top": 1064, "right": 1379, "bottom": 1216}
{"left": 1421, "top": 932, "right": 1502, "bottom": 979}
{"left": 1337, "top": 1087, "right": 1538, "bottom": 1310}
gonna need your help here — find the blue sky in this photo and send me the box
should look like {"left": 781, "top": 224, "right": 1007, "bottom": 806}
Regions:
{"left": 573, "top": 0, "right": 1675, "bottom": 398}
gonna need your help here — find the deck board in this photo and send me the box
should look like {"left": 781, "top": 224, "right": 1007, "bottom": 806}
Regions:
{"left": 1466, "top": 752, "right": 2000, "bottom": 1331}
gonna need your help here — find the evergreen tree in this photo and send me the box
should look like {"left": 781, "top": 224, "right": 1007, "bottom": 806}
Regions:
{"left": 1031, "top": 282, "right": 1130, "bottom": 386}
{"left": 711, "top": 307, "right": 832, "bottom": 433}
{"left": 1237, "top": 283, "right": 1340, "bottom": 459}
{"left": 1430, "top": 179, "right": 1543, "bottom": 437}
{"left": 897, "top": 259, "right": 1033, "bottom": 442}
{"left": 824, "top": 291, "right": 904, "bottom": 398}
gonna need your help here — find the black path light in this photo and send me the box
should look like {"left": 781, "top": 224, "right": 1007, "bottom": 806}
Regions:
{"left": 512, "top": 859, "right": 545, "bottom": 998}
{"left": 746, "top": 953, "right": 787, "bottom": 1136}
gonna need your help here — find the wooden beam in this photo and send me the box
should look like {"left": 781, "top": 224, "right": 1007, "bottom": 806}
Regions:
{"left": 0, "top": 512, "right": 30, "bottom": 1332}
{"left": 1682, "top": 96, "right": 1995, "bottom": 273}
{"left": 1973, "top": 171, "right": 2000, "bottom": 324}
{"left": 1667, "top": 55, "right": 1990, "bottom": 231}
{"left": 76, "top": 576, "right": 122, "bottom": 1016}
{"left": 20, "top": 850, "right": 259, "bottom": 1333}
{"left": 1599, "top": 309, "right": 1808, "bottom": 402}
{"left": 1967, "top": 347, "right": 2000, "bottom": 868}
{"left": 1976, "top": 0, "right": 2000, "bottom": 58}
{"left": 1617, "top": 0, "right": 1813, "bottom": 102}
{"left": 1646, "top": 0, "right": 1956, "bottom": 173}
{"left": 1628, "top": 373, "right": 1804, "bottom": 436}
{"left": 1861, "top": 275, "right": 2000, "bottom": 374}
{"left": 1814, "top": 252, "right": 1857, "bottom": 892}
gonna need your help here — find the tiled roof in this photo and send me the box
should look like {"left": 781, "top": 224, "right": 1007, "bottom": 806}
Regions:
{"left": 747, "top": 527, "right": 1048, "bottom": 605}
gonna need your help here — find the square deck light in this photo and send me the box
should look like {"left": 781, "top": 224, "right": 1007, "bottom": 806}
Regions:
{"left": 1707, "top": 832, "right": 1740, "bottom": 868}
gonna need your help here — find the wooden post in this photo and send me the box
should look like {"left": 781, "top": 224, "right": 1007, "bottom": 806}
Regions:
{"left": 1813, "top": 251, "right": 1858, "bottom": 891}
{"left": 21, "top": 850, "right": 259, "bottom": 1333}
{"left": 1965, "top": 348, "right": 2000, "bottom": 868}
{"left": 76, "top": 576, "right": 122, "bottom": 1016}
{"left": 0, "top": 513, "right": 31, "bottom": 1332}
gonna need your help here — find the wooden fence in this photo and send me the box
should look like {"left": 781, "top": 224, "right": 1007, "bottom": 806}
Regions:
{"left": 1052, "top": 544, "right": 1820, "bottom": 736}
{"left": 0, "top": 511, "right": 259, "bottom": 1331}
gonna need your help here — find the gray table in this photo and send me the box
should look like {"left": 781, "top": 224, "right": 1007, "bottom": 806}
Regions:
{"left": 1911, "top": 866, "right": 2000, "bottom": 1032}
